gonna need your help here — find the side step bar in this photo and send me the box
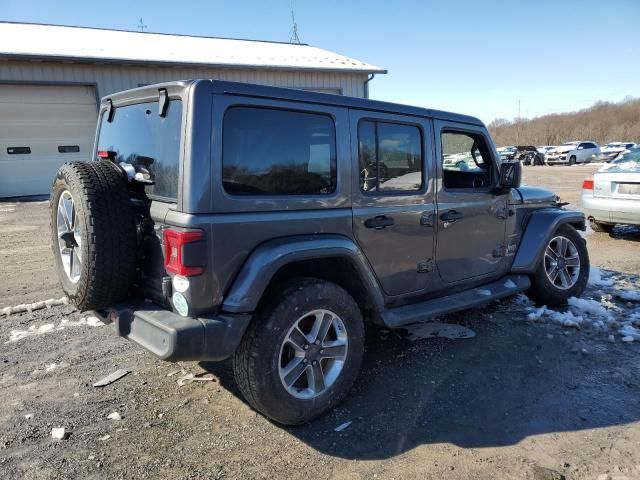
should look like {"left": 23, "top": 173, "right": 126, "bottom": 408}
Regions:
{"left": 380, "top": 274, "right": 531, "bottom": 329}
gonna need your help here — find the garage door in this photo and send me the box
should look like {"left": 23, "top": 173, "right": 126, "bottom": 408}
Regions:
{"left": 0, "top": 84, "right": 97, "bottom": 198}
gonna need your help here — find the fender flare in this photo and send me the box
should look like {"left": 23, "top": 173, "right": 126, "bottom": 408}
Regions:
{"left": 221, "top": 235, "right": 385, "bottom": 314}
{"left": 511, "top": 208, "right": 586, "bottom": 274}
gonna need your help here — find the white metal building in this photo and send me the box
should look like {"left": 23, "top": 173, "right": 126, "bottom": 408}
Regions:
{"left": 0, "top": 22, "right": 385, "bottom": 197}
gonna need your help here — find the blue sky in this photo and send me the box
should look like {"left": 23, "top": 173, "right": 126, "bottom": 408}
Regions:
{"left": 2, "top": 0, "right": 639, "bottom": 123}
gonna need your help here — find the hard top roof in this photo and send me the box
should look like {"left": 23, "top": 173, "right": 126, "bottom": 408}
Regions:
{"left": 105, "top": 79, "right": 485, "bottom": 126}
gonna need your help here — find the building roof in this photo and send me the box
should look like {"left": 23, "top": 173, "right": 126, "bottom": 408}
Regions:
{"left": 0, "top": 22, "right": 386, "bottom": 74}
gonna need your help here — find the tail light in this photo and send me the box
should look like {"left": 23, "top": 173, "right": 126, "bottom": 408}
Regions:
{"left": 582, "top": 178, "right": 594, "bottom": 190}
{"left": 97, "top": 150, "right": 117, "bottom": 160}
{"left": 163, "top": 229, "right": 205, "bottom": 276}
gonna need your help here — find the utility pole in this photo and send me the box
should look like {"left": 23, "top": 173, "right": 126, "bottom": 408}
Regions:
{"left": 517, "top": 99, "right": 521, "bottom": 144}
{"left": 137, "top": 18, "right": 147, "bottom": 32}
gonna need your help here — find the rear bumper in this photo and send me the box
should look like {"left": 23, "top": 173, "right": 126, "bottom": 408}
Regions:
{"left": 98, "top": 303, "right": 252, "bottom": 362}
{"left": 581, "top": 194, "right": 640, "bottom": 225}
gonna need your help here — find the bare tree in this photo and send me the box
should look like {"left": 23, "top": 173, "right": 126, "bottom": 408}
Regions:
{"left": 488, "top": 98, "right": 640, "bottom": 146}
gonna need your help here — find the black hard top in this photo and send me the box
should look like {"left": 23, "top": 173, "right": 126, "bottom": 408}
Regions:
{"left": 105, "top": 79, "right": 485, "bottom": 127}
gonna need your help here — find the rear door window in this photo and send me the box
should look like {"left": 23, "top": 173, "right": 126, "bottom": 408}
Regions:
{"left": 222, "top": 107, "right": 337, "bottom": 195}
{"left": 97, "top": 100, "right": 183, "bottom": 201}
{"left": 358, "top": 120, "right": 423, "bottom": 192}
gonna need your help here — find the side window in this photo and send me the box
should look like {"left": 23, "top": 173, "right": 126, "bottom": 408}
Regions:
{"left": 441, "top": 131, "right": 494, "bottom": 190}
{"left": 358, "top": 120, "right": 423, "bottom": 192}
{"left": 222, "top": 107, "right": 337, "bottom": 196}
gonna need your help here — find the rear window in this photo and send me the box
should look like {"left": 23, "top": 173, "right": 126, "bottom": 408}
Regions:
{"left": 97, "top": 100, "right": 183, "bottom": 201}
{"left": 222, "top": 107, "right": 337, "bottom": 196}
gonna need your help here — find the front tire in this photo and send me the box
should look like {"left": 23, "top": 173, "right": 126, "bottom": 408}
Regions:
{"left": 232, "top": 278, "right": 364, "bottom": 425}
{"left": 526, "top": 225, "right": 589, "bottom": 307}
{"left": 569, "top": 155, "right": 576, "bottom": 166}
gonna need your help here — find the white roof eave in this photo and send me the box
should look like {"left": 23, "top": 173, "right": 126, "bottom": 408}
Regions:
{"left": 0, "top": 22, "right": 387, "bottom": 74}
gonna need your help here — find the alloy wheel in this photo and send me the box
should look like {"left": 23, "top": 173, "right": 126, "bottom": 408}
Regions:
{"left": 278, "top": 309, "right": 348, "bottom": 400}
{"left": 544, "top": 235, "right": 580, "bottom": 290}
{"left": 56, "top": 190, "right": 82, "bottom": 283}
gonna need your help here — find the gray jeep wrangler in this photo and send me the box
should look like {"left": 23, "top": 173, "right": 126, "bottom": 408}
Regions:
{"left": 50, "top": 80, "right": 589, "bottom": 424}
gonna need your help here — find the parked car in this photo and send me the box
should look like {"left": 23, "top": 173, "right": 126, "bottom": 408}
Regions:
{"left": 50, "top": 80, "right": 590, "bottom": 425}
{"left": 598, "top": 142, "right": 636, "bottom": 162}
{"left": 581, "top": 146, "right": 640, "bottom": 232}
{"left": 497, "top": 146, "right": 516, "bottom": 161}
{"left": 546, "top": 141, "right": 600, "bottom": 165}
{"left": 513, "top": 146, "right": 545, "bottom": 166}
{"left": 537, "top": 146, "right": 556, "bottom": 155}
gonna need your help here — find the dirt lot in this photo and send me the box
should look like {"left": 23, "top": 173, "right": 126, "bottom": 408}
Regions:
{"left": 1, "top": 166, "right": 639, "bottom": 480}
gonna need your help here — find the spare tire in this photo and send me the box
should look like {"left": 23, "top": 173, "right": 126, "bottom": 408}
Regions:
{"left": 50, "top": 161, "right": 137, "bottom": 311}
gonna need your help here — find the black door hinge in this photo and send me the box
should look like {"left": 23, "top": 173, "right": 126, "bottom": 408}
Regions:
{"left": 417, "top": 259, "right": 434, "bottom": 273}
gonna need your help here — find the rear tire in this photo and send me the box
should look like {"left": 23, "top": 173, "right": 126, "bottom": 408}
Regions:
{"left": 50, "top": 161, "right": 137, "bottom": 311}
{"left": 589, "top": 218, "right": 614, "bottom": 233}
{"left": 526, "top": 225, "right": 589, "bottom": 307}
{"left": 232, "top": 278, "right": 364, "bottom": 425}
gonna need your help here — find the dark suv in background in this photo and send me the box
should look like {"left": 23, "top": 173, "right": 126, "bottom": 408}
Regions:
{"left": 51, "top": 80, "right": 589, "bottom": 424}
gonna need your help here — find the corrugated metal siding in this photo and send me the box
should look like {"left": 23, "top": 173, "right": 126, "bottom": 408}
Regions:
{"left": 0, "top": 60, "right": 367, "bottom": 99}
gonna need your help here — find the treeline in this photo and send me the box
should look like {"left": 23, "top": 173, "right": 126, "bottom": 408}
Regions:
{"left": 488, "top": 97, "right": 640, "bottom": 147}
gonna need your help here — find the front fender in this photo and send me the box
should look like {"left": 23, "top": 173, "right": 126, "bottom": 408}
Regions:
{"left": 511, "top": 208, "right": 585, "bottom": 274}
{"left": 221, "top": 235, "right": 385, "bottom": 314}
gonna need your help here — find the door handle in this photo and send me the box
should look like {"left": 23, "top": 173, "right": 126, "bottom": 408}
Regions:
{"left": 364, "top": 215, "right": 394, "bottom": 229}
{"left": 440, "top": 210, "right": 464, "bottom": 222}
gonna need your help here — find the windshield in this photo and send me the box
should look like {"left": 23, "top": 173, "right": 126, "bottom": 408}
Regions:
{"left": 97, "top": 100, "right": 183, "bottom": 201}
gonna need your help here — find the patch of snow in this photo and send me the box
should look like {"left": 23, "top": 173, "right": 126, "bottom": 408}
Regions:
{"left": 568, "top": 297, "right": 614, "bottom": 321}
{"left": 0, "top": 297, "right": 68, "bottom": 317}
{"left": 5, "top": 316, "right": 104, "bottom": 344}
{"left": 107, "top": 412, "right": 122, "bottom": 421}
{"left": 51, "top": 427, "right": 67, "bottom": 440}
{"left": 477, "top": 289, "right": 492, "bottom": 296}
{"left": 619, "top": 324, "right": 640, "bottom": 340}
{"left": 621, "top": 336, "right": 634, "bottom": 343}
{"left": 504, "top": 279, "right": 517, "bottom": 289}
{"left": 45, "top": 363, "right": 59, "bottom": 372}
{"left": 588, "top": 267, "right": 614, "bottom": 287}
{"left": 614, "top": 290, "right": 640, "bottom": 302}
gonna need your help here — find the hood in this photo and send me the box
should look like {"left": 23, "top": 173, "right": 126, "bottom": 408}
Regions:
{"left": 601, "top": 146, "right": 625, "bottom": 153}
{"left": 552, "top": 145, "right": 577, "bottom": 153}
{"left": 511, "top": 185, "right": 557, "bottom": 205}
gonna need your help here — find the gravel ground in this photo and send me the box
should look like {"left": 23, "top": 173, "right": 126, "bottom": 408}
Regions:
{"left": 1, "top": 166, "right": 639, "bottom": 480}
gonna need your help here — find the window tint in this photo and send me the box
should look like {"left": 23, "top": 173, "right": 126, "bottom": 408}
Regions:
{"left": 222, "top": 107, "right": 336, "bottom": 196}
{"left": 358, "top": 120, "right": 422, "bottom": 192}
{"left": 97, "top": 100, "right": 183, "bottom": 201}
{"left": 441, "top": 131, "right": 493, "bottom": 189}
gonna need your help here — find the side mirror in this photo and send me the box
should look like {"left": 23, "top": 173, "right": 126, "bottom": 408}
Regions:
{"left": 499, "top": 161, "right": 521, "bottom": 189}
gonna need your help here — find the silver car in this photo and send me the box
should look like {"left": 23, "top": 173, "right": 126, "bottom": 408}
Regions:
{"left": 581, "top": 147, "right": 640, "bottom": 232}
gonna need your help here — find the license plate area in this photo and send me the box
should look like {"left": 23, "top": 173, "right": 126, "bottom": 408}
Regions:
{"left": 617, "top": 183, "right": 640, "bottom": 195}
